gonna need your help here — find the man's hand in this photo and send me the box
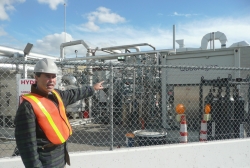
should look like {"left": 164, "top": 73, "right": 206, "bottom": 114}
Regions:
{"left": 93, "top": 81, "right": 104, "bottom": 91}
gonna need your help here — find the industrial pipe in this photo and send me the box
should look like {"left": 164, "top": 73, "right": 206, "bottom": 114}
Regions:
{"left": 0, "top": 46, "right": 58, "bottom": 60}
{"left": 60, "top": 40, "right": 91, "bottom": 59}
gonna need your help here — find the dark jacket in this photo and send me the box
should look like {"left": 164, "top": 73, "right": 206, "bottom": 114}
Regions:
{"left": 15, "top": 84, "right": 94, "bottom": 168}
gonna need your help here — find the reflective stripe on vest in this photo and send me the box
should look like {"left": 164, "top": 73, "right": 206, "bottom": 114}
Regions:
{"left": 52, "top": 91, "right": 72, "bottom": 135}
{"left": 22, "top": 90, "right": 72, "bottom": 144}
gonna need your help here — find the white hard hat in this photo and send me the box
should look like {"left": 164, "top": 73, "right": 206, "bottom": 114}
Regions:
{"left": 34, "top": 58, "right": 58, "bottom": 74}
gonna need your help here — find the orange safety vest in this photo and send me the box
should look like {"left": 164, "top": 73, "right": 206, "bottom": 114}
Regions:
{"left": 22, "top": 90, "right": 72, "bottom": 145}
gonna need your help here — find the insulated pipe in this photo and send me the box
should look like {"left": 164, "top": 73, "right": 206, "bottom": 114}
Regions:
{"left": 0, "top": 63, "right": 34, "bottom": 73}
{"left": 102, "top": 47, "right": 139, "bottom": 54}
{"left": 210, "top": 33, "right": 212, "bottom": 49}
{"left": 102, "top": 46, "right": 140, "bottom": 53}
{"left": 200, "top": 31, "right": 227, "bottom": 50}
{"left": 0, "top": 45, "right": 59, "bottom": 80}
{"left": 173, "top": 25, "right": 176, "bottom": 50}
{"left": 101, "top": 43, "right": 155, "bottom": 51}
{"left": 0, "top": 46, "right": 22, "bottom": 57}
{"left": 128, "top": 46, "right": 140, "bottom": 52}
{"left": 0, "top": 46, "right": 58, "bottom": 60}
{"left": 63, "top": 49, "right": 176, "bottom": 62}
{"left": 60, "top": 40, "right": 91, "bottom": 59}
{"left": 213, "top": 32, "right": 215, "bottom": 51}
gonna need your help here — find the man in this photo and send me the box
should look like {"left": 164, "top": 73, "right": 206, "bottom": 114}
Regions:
{"left": 14, "top": 58, "right": 104, "bottom": 168}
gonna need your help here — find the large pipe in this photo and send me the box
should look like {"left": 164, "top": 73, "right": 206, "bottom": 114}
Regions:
{"left": 173, "top": 25, "right": 176, "bottom": 50}
{"left": 101, "top": 43, "right": 155, "bottom": 51}
{"left": 0, "top": 63, "right": 34, "bottom": 74}
{"left": 200, "top": 31, "right": 227, "bottom": 50}
{"left": 213, "top": 32, "right": 215, "bottom": 51}
{"left": 63, "top": 49, "right": 176, "bottom": 62}
{"left": 60, "top": 40, "right": 91, "bottom": 59}
{"left": 0, "top": 46, "right": 58, "bottom": 60}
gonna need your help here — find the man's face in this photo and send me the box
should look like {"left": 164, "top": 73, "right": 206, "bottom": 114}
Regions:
{"left": 35, "top": 73, "right": 57, "bottom": 93}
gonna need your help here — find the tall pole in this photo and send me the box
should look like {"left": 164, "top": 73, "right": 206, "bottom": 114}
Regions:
{"left": 63, "top": 3, "right": 66, "bottom": 59}
{"left": 64, "top": 3, "right": 66, "bottom": 43}
{"left": 173, "top": 25, "right": 176, "bottom": 50}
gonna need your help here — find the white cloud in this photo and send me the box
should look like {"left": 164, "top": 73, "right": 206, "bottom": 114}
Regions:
{"left": 37, "top": 0, "right": 65, "bottom": 10}
{"left": 0, "top": 5, "right": 9, "bottom": 20}
{"left": 34, "top": 32, "right": 73, "bottom": 55}
{"left": 171, "top": 12, "right": 199, "bottom": 17}
{"left": 0, "top": 26, "right": 7, "bottom": 36}
{"left": 82, "top": 21, "right": 100, "bottom": 32}
{"left": 82, "top": 7, "right": 126, "bottom": 31}
{"left": 94, "top": 7, "right": 126, "bottom": 24}
{"left": 0, "top": 0, "right": 25, "bottom": 20}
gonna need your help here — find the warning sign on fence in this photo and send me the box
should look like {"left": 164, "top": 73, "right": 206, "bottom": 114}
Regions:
{"left": 18, "top": 79, "right": 36, "bottom": 104}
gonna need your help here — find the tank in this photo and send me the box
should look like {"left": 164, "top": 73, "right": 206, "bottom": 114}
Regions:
{"left": 133, "top": 129, "right": 167, "bottom": 146}
{"left": 60, "top": 74, "right": 86, "bottom": 119}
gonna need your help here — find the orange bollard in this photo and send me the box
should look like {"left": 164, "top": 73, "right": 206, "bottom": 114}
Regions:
{"left": 199, "top": 120, "right": 207, "bottom": 141}
{"left": 180, "top": 115, "right": 188, "bottom": 143}
{"left": 199, "top": 104, "right": 211, "bottom": 141}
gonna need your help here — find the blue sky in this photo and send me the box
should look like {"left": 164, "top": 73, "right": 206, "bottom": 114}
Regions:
{"left": 0, "top": 0, "right": 250, "bottom": 58}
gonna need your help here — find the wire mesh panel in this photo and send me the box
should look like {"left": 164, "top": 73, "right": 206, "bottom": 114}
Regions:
{"left": 0, "top": 58, "right": 250, "bottom": 158}
{"left": 66, "top": 64, "right": 114, "bottom": 152}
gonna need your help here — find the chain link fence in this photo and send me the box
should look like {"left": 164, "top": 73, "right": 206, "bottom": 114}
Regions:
{"left": 0, "top": 58, "right": 250, "bottom": 158}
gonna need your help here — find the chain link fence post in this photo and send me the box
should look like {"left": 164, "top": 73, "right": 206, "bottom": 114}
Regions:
{"left": 109, "top": 62, "right": 114, "bottom": 150}
{"left": 161, "top": 55, "right": 170, "bottom": 129}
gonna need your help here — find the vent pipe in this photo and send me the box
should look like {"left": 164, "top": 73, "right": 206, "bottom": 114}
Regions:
{"left": 173, "top": 25, "right": 176, "bottom": 50}
{"left": 176, "top": 39, "right": 184, "bottom": 48}
{"left": 200, "top": 31, "right": 227, "bottom": 50}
